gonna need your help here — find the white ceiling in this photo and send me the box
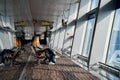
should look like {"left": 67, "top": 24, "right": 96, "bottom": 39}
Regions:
{"left": 10, "top": 0, "right": 78, "bottom": 23}
{"left": 3, "top": 0, "right": 78, "bottom": 33}
{"left": 29, "top": 0, "right": 72, "bottom": 22}
{"left": 4, "top": 0, "right": 79, "bottom": 23}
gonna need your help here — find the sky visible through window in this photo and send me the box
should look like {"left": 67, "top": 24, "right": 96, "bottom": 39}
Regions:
{"left": 107, "top": 8, "right": 120, "bottom": 70}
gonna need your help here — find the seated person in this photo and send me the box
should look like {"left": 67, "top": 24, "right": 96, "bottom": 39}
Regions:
{"left": 43, "top": 48, "right": 56, "bottom": 64}
{"left": 36, "top": 47, "right": 56, "bottom": 64}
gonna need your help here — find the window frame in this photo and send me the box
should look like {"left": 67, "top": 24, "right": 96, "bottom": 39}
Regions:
{"left": 81, "top": 0, "right": 101, "bottom": 58}
{"left": 105, "top": 4, "right": 120, "bottom": 70}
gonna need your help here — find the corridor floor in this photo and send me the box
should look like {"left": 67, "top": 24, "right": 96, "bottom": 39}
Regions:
{"left": 0, "top": 44, "right": 99, "bottom": 80}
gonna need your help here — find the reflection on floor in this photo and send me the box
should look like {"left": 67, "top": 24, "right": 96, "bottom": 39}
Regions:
{"left": 70, "top": 55, "right": 120, "bottom": 80}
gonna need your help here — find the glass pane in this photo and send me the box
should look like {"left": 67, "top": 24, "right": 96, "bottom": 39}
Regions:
{"left": 91, "top": 0, "right": 99, "bottom": 10}
{"left": 106, "top": 9, "right": 120, "bottom": 70}
{"left": 0, "top": 0, "right": 5, "bottom": 27}
{"left": 57, "top": 28, "right": 65, "bottom": 50}
{"left": 0, "top": 0, "right": 5, "bottom": 15}
{"left": 0, "top": 16, "right": 2, "bottom": 26}
{"left": 63, "top": 10, "right": 69, "bottom": 19}
{"left": 82, "top": 18, "right": 95, "bottom": 57}
{"left": 0, "top": 31, "right": 3, "bottom": 51}
{"left": 62, "top": 3, "right": 78, "bottom": 55}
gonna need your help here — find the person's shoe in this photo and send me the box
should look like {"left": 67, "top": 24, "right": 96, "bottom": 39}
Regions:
{"left": 55, "top": 55, "right": 60, "bottom": 58}
{"left": 0, "top": 63, "right": 4, "bottom": 66}
{"left": 49, "top": 62, "right": 55, "bottom": 65}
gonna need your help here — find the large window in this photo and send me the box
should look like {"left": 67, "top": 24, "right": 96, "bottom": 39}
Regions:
{"left": 62, "top": 3, "right": 79, "bottom": 56}
{"left": 82, "top": 18, "right": 95, "bottom": 57}
{"left": 106, "top": 8, "right": 120, "bottom": 70}
{"left": 82, "top": 0, "right": 99, "bottom": 57}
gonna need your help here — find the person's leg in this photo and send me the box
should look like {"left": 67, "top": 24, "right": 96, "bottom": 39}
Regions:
{"left": 43, "top": 57, "right": 47, "bottom": 62}
{"left": 49, "top": 55, "right": 55, "bottom": 63}
{"left": 51, "top": 55, "right": 55, "bottom": 63}
{"left": 43, "top": 56, "right": 49, "bottom": 64}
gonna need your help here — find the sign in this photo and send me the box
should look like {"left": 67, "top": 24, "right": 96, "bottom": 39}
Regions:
{"left": 15, "top": 20, "right": 53, "bottom": 29}
{"left": 15, "top": 21, "right": 26, "bottom": 27}
{"left": 40, "top": 21, "right": 51, "bottom": 26}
